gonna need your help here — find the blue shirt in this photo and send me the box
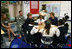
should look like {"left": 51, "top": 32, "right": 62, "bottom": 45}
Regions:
{"left": 49, "top": 17, "right": 58, "bottom": 26}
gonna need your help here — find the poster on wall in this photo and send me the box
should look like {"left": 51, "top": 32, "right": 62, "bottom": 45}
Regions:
{"left": 30, "top": 1, "right": 39, "bottom": 14}
{"left": 46, "top": 3, "right": 60, "bottom": 17}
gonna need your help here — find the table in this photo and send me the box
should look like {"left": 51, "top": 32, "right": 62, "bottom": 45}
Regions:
{"left": 51, "top": 25, "right": 58, "bottom": 28}
{"left": 37, "top": 23, "right": 45, "bottom": 29}
{"left": 37, "top": 23, "right": 58, "bottom": 30}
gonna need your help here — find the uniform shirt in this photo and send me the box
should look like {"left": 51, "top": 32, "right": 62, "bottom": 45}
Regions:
{"left": 24, "top": 18, "right": 37, "bottom": 26}
{"left": 16, "top": 15, "right": 25, "bottom": 31}
{"left": 30, "top": 26, "right": 39, "bottom": 35}
{"left": 58, "top": 25, "right": 67, "bottom": 38}
{"left": 41, "top": 25, "right": 60, "bottom": 37}
{"left": 30, "top": 25, "right": 60, "bottom": 37}
{"left": 22, "top": 18, "right": 38, "bottom": 33}
{"left": 16, "top": 15, "right": 24, "bottom": 25}
{"left": 49, "top": 17, "right": 58, "bottom": 26}
{"left": 1, "top": 19, "right": 9, "bottom": 26}
{"left": 35, "top": 19, "right": 45, "bottom": 24}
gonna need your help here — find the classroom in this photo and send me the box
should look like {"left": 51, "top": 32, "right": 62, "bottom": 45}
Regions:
{"left": 1, "top": 1, "right": 71, "bottom": 48}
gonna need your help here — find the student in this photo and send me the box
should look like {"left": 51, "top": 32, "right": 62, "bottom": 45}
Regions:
{"left": 35, "top": 15, "right": 45, "bottom": 24}
{"left": 1, "top": 13, "right": 16, "bottom": 41}
{"left": 40, "top": 21, "right": 60, "bottom": 48}
{"left": 57, "top": 19, "right": 68, "bottom": 45}
{"left": 39, "top": 10, "right": 48, "bottom": 21}
{"left": 49, "top": 12, "right": 58, "bottom": 26}
{"left": 62, "top": 16, "right": 69, "bottom": 35}
{"left": 22, "top": 13, "right": 38, "bottom": 43}
{"left": 31, "top": 20, "right": 60, "bottom": 48}
{"left": 22, "top": 13, "right": 38, "bottom": 33}
{"left": 30, "top": 28, "right": 42, "bottom": 48}
{"left": 16, "top": 10, "right": 25, "bottom": 32}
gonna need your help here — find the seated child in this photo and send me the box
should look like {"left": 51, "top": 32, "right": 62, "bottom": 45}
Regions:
{"left": 40, "top": 21, "right": 60, "bottom": 48}
{"left": 35, "top": 15, "right": 45, "bottom": 25}
{"left": 1, "top": 13, "right": 16, "bottom": 41}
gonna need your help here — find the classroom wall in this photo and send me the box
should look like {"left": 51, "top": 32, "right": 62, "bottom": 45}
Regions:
{"left": 60, "top": 1, "right": 71, "bottom": 20}
{"left": 8, "top": 4, "right": 14, "bottom": 18}
{"left": 40, "top": 1, "right": 71, "bottom": 20}
{"left": 22, "top": 1, "right": 30, "bottom": 19}
{"left": 16, "top": 5, "right": 21, "bottom": 16}
{"left": 7, "top": 1, "right": 71, "bottom": 20}
{"left": 40, "top": 1, "right": 71, "bottom": 33}
{"left": 6, "top": 1, "right": 22, "bottom": 19}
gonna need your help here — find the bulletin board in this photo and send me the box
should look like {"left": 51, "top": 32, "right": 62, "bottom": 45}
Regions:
{"left": 30, "top": 1, "right": 39, "bottom": 14}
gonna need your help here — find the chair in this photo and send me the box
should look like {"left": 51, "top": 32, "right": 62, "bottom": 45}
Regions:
{"left": 41, "top": 37, "right": 53, "bottom": 48}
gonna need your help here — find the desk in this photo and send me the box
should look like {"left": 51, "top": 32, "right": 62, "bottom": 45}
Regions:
{"left": 51, "top": 25, "right": 58, "bottom": 28}
{"left": 37, "top": 23, "right": 58, "bottom": 30}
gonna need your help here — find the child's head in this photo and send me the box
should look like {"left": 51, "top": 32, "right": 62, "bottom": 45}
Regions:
{"left": 1, "top": 13, "right": 7, "bottom": 19}
{"left": 65, "top": 16, "right": 69, "bottom": 20}
{"left": 39, "top": 15, "right": 43, "bottom": 20}
{"left": 27, "top": 13, "right": 32, "bottom": 19}
{"left": 62, "top": 16, "right": 69, "bottom": 22}
{"left": 58, "top": 19, "right": 65, "bottom": 26}
{"left": 19, "top": 10, "right": 23, "bottom": 16}
{"left": 50, "top": 12, "right": 55, "bottom": 18}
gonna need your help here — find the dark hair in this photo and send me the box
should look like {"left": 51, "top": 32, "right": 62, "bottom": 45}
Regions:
{"left": 50, "top": 12, "right": 55, "bottom": 16}
{"left": 45, "top": 20, "right": 51, "bottom": 35}
{"left": 1, "top": 13, "right": 9, "bottom": 20}
{"left": 58, "top": 19, "right": 65, "bottom": 25}
{"left": 62, "top": 18, "right": 66, "bottom": 22}
{"left": 27, "top": 13, "right": 32, "bottom": 18}
{"left": 62, "top": 16, "right": 69, "bottom": 22}
{"left": 65, "top": 16, "right": 69, "bottom": 21}
{"left": 39, "top": 15, "right": 43, "bottom": 19}
{"left": 19, "top": 10, "right": 22, "bottom": 13}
